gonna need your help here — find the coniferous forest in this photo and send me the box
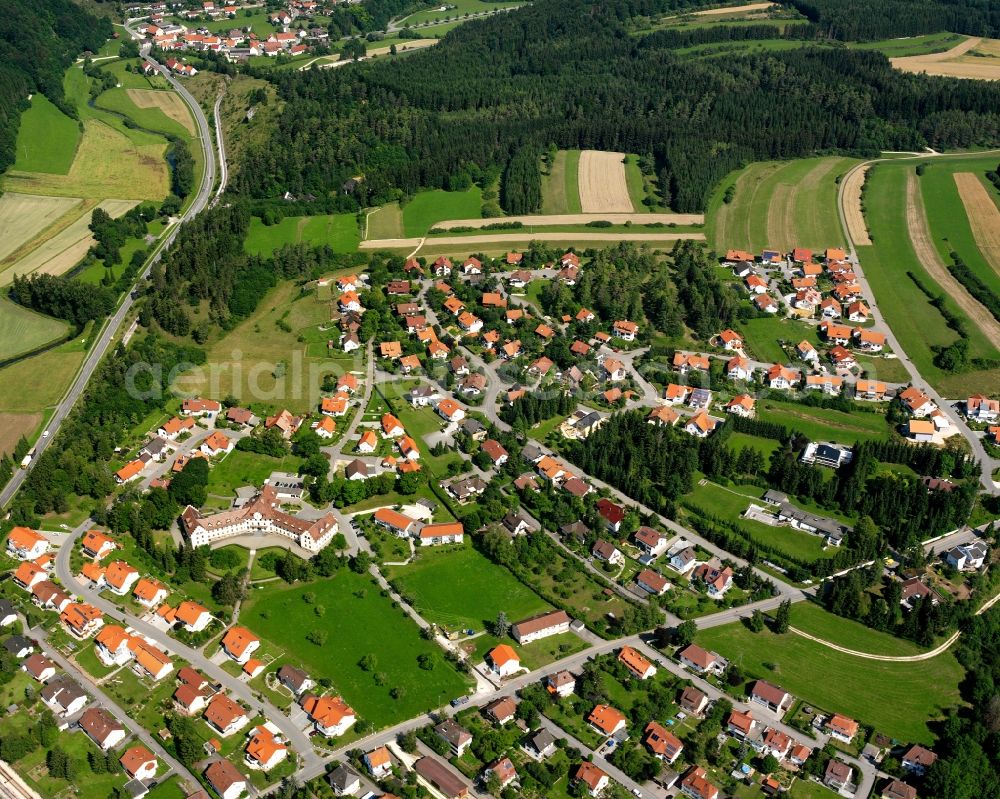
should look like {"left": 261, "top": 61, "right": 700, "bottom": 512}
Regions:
{"left": 232, "top": 0, "right": 1000, "bottom": 213}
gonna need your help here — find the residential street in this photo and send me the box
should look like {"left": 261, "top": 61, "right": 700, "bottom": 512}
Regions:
{"left": 53, "top": 523, "right": 323, "bottom": 772}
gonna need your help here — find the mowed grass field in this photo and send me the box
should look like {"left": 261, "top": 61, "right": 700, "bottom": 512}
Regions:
{"left": 386, "top": 543, "right": 552, "bottom": 631}
{"left": 683, "top": 480, "right": 837, "bottom": 562}
{"left": 402, "top": 188, "right": 482, "bottom": 236}
{"left": 0, "top": 296, "right": 70, "bottom": 360}
{"left": 244, "top": 213, "right": 360, "bottom": 255}
{"left": 756, "top": 398, "right": 892, "bottom": 445}
{"left": 397, "top": 0, "right": 523, "bottom": 26}
{"left": 13, "top": 94, "right": 80, "bottom": 174}
{"left": 738, "top": 315, "right": 820, "bottom": 363}
{"left": 860, "top": 157, "right": 1000, "bottom": 396}
{"left": 709, "top": 156, "right": 858, "bottom": 253}
{"left": 96, "top": 88, "right": 194, "bottom": 139}
{"left": 849, "top": 31, "right": 967, "bottom": 57}
{"left": 241, "top": 570, "right": 470, "bottom": 727}
{"left": 788, "top": 602, "right": 928, "bottom": 657}
{"left": 696, "top": 617, "right": 964, "bottom": 742}
{"left": 541, "top": 149, "right": 582, "bottom": 214}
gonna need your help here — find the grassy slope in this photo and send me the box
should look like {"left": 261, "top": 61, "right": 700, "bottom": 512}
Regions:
{"left": 241, "top": 570, "right": 470, "bottom": 727}
{"left": 859, "top": 157, "right": 1000, "bottom": 395}
{"left": 386, "top": 543, "right": 552, "bottom": 631}
{"left": 848, "top": 32, "right": 967, "bottom": 57}
{"left": 696, "top": 620, "right": 963, "bottom": 742}
{"left": 756, "top": 398, "right": 891, "bottom": 445}
{"left": 12, "top": 94, "right": 80, "bottom": 174}
{"left": 402, "top": 188, "right": 483, "bottom": 236}
{"left": 244, "top": 213, "right": 361, "bottom": 256}
{"left": 0, "top": 296, "right": 70, "bottom": 360}
{"left": 707, "top": 156, "right": 856, "bottom": 253}
{"left": 788, "top": 602, "right": 927, "bottom": 657}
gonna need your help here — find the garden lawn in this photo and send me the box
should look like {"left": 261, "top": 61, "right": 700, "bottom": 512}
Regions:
{"left": 726, "top": 431, "right": 780, "bottom": 460}
{"left": 738, "top": 316, "right": 818, "bottom": 363}
{"left": 205, "top": 450, "right": 303, "bottom": 499}
{"left": 696, "top": 620, "right": 964, "bottom": 742}
{"left": 240, "top": 569, "right": 471, "bottom": 727}
{"left": 386, "top": 542, "right": 552, "bottom": 632}
{"left": 244, "top": 213, "right": 360, "bottom": 256}
{"left": 402, "top": 188, "right": 483, "bottom": 236}
{"left": 756, "top": 399, "right": 891, "bottom": 445}
{"left": 13, "top": 94, "right": 80, "bottom": 174}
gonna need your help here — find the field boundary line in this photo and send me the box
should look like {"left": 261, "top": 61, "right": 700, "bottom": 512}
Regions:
{"left": 952, "top": 172, "right": 1000, "bottom": 279}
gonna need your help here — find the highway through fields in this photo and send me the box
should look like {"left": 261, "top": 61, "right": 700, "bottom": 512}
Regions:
{"left": 0, "top": 32, "right": 221, "bottom": 511}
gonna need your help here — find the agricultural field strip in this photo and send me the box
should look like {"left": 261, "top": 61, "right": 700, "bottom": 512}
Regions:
{"left": 0, "top": 193, "right": 83, "bottom": 262}
{"left": 578, "top": 150, "right": 634, "bottom": 213}
{"left": 126, "top": 88, "right": 196, "bottom": 135}
{"left": 360, "top": 231, "right": 706, "bottom": 249}
{"left": 891, "top": 36, "right": 1000, "bottom": 80}
{"left": 904, "top": 172, "right": 1000, "bottom": 341}
{"left": 0, "top": 199, "right": 137, "bottom": 286}
{"left": 841, "top": 164, "right": 872, "bottom": 245}
{"left": 433, "top": 212, "right": 704, "bottom": 228}
{"left": 952, "top": 172, "right": 1000, "bottom": 278}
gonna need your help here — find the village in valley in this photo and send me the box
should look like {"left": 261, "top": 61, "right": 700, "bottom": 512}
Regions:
{"left": 3, "top": 0, "right": 1000, "bottom": 797}
{"left": 1, "top": 227, "right": 997, "bottom": 799}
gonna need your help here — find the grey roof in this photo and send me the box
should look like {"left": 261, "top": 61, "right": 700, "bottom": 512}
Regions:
{"left": 461, "top": 418, "right": 486, "bottom": 435}
{"left": 142, "top": 437, "right": 169, "bottom": 456}
{"left": 327, "top": 763, "right": 361, "bottom": 792}
{"left": 521, "top": 443, "right": 544, "bottom": 463}
{"left": 527, "top": 728, "right": 555, "bottom": 754}
{"left": 3, "top": 636, "right": 32, "bottom": 655}
{"left": 41, "top": 675, "right": 86, "bottom": 710}
{"left": 776, "top": 502, "right": 850, "bottom": 539}
{"left": 0, "top": 599, "right": 14, "bottom": 618}
{"left": 575, "top": 411, "right": 603, "bottom": 431}
{"left": 762, "top": 490, "right": 788, "bottom": 504}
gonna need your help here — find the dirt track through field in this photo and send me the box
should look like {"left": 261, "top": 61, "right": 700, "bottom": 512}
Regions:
{"left": 126, "top": 88, "right": 196, "bottom": 134}
{"left": 891, "top": 36, "right": 1000, "bottom": 80}
{"left": 953, "top": 172, "right": 1000, "bottom": 278}
{"left": 904, "top": 173, "right": 1000, "bottom": 342}
{"left": 0, "top": 193, "right": 82, "bottom": 262}
{"left": 842, "top": 165, "right": 872, "bottom": 245}
{"left": 360, "top": 231, "right": 705, "bottom": 249}
{"left": 578, "top": 151, "right": 633, "bottom": 213}
{"left": 692, "top": 2, "right": 775, "bottom": 16}
{"left": 434, "top": 212, "right": 704, "bottom": 228}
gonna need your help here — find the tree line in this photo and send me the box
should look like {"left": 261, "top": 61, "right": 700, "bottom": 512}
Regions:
{"left": 788, "top": 0, "right": 1000, "bottom": 41}
{"left": 230, "top": 0, "right": 1000, "bottom": 213}
{"left": 9, "top": 273, "right": 116, "bottom": 327}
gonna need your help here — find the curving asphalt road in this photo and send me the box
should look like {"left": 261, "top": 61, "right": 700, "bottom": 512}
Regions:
{"left": 0, "top": 36, "right": 219, "bottom": 512}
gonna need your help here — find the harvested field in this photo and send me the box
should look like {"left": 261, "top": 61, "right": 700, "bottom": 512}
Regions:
{"left": 692, "top": 1, "right": 775, "bottom": 15}
{"left": 433, "top": 212, "right": 704, "bottom": 228}
{"left": 891, "top": 36, "right": 1000, "bottom": 80}
{"left": 953, "top": 172, "right": 1000, "bottom": 277}
{"left": 0, "top": 199, "right": 137, "bottom": 285}
{"left": 126, "top": 89, "right": 196, "bottom": 134}
{"left": 2, "top": 119, "right": 169, "bottom": 200}
{"left": 360, "top": 231, "right": 705, "bottom": 250}
{"left": 0, "top": 412, "right": 43, "bottom": 456}
{"left": 366, "top": 203, "right": 404, "bottom": 239}
{"left": 905, "top": 173, "right": 1000, "bottom": 341}
{"left": 0, "top": 193, "right": 83, "bottom": 262}
{"left": 842, "top": 164, "right": 872, "bottom": 245}
{"left": 765, "top": 157, "right": 844, "bottom": 251}
{"left": 578, "top": 150, "right": 633, "bottom": 213}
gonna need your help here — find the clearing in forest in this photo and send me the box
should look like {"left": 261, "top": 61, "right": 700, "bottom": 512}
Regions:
{"left": 432, "top": 212, "right": 704, "bottom": 228}
{"left": 578, "top": 150, "right": 633, "bottom": 213}
{"left": 0, "top": 193, "right": 83, "bottom": 262}
{"left": 125, "top": 89, "right": 196, "bottom": 135}
{"left": 891, "top": 36, "right": 1000, "bottom": 80}
{"left": 904, "top": 173, "right": 1000, "bottom": 342}
{"left": 953, "top": 172, "right": 1000, "bottom": 278}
